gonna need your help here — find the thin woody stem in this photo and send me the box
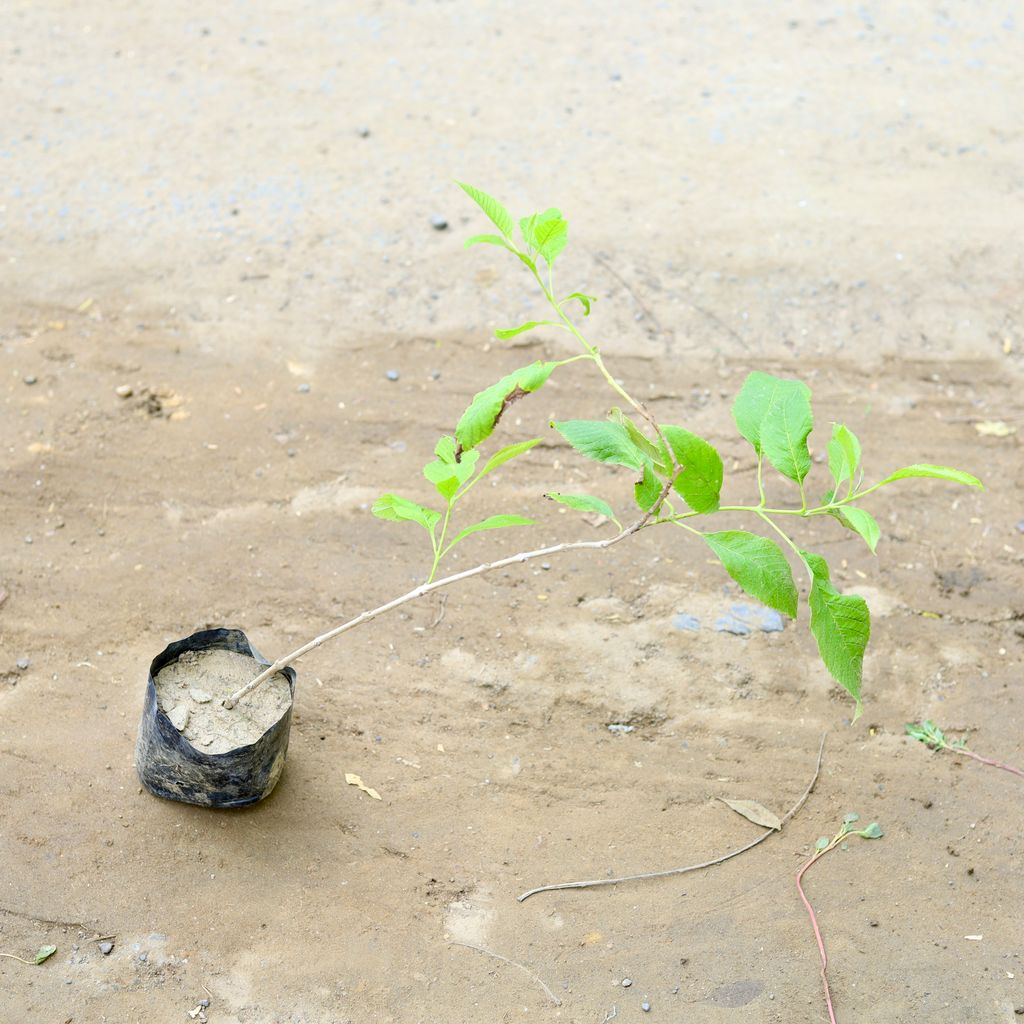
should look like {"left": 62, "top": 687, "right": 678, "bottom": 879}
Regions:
{"left": 796, "top": 843, "right": 840, "bottom": 1024}
{"left": 224, "top": 516, "right": 657, "bottom": 708}
{"left": 949, "top": 746, "right": 1024, "bottom": 778}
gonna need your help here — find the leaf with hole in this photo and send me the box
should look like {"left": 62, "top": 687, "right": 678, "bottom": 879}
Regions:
{"left": 456, "top": 181, "right": 515, "bottom": 239}
{"left": 662, "top": 425, "right": 723, "bottom": 513}
{"left": 720, "top": 798, "right": 782, "bottom": 831}
{"left": 802, "top": 550, "right": 870, "bottom": 718}
{"left": 455, "top": 362, "right": 558, "bottom": 455}
{"left": 552, "top": 419, "right": 648, "bottom": 471}
{"left": 703, "top": 531, "right": 799, "bottom": 618}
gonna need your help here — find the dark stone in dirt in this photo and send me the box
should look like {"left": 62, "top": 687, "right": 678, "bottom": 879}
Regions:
{"left": 935, "top": 566, "right": 985, "bottom": 597}
{"left": 23, "top": 374, "right": 37, "bottom": 385}
{"left": 708, "top": 979, "right": 765, "bottom": 1007}
{"left": 99, "top": 941, "right": 113, "bottom": 955}
{"left": 430, "top": 214, "right": 448, "bottom": 230}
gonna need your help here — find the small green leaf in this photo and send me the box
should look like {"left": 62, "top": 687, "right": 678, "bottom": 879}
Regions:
{"left": 372, "top": 494, "right": 441, "bottom": 534}
{"left": 662, "top": 425, "right": 724, "bottom": 514}
{"left": 827, "top": 424, "right": 862, "bottom": 493}
{"left": 906, "top": 720, "right": 946, "bottom": 749}
{"left": 879, "top": 464, "right": 983, "bottom": 490}
{"left": 732, "top": 372, "right": 813, "bottom": 483}
{"left": 464, "top": 233, "right": 511, "bottom": 251}
{"left": 608, "top": 409, "right": 665, "bottom": 469}
{"left": 634, "top": 463, "right": 662, "bottom": 512}
{"left": 434, "top": 436, "right": 457, "bottom": 465}
{"left": 802, "top": 550, "right": 870, "bottom": 718}
{"left": 551, "top": 419, "right": 647, "bottom": 470}
{"left": 565, "top": 292, "right": 597, "bottom": 316}
{"left": 859, "top": 822, "right": 884, "bottom": 839}
{"left": 831, "top": 505, "right": 881, "bottom": 554}
{"left": 494, "top": 320, "right": 556, "bottom": 340}
{"left": 546, "top": 492, "right": 620, "bottom": 527}
{"left": 456, "top": 181, "right": 514, "bottom": 239}
{"left": 446, "top": 514, "right": 533, "bottom": 549}
{"left": 815, "top": 836, "right": 830, "bottom": 850}
{"left": 423, "top": 450, "right": 479, "bottom": 500}
{"left": 843, "top": 812, "right": 860, "bottom": 824}
{"left": 455, "top": 362, "right": 558, "bottom": 455}
{"left": 703, "top": 531, "right": 799, "bottom": 618}
{"left": 34, "top": 945, "right": 57, "bottom": 965}
{"left": 520, "top": 208, "right": 567, "bottom": 265}
{"left": 478, "top": 438, "right": 542, "bottom": 480}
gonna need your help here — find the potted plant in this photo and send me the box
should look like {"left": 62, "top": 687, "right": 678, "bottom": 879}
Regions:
{"left": 135, "top": 183, "right": 981, "bottom": 807}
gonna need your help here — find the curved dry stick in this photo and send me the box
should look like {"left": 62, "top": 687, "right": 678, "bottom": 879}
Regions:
{"left": 517, "top": 732, "right": 826, "bottom": 902}
{"left": 449, "top": 940, "right": 561, "bottom": 1006}
{"left": 795, "top": 848, "right": 838, "bottom": 1024}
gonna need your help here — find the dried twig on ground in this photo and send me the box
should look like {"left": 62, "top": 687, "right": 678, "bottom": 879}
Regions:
{"left": 450, "top": 940, "right": 562, "bottom": 1006}
{"left": 517, "top": 733, "right": 826, "bottom": 902}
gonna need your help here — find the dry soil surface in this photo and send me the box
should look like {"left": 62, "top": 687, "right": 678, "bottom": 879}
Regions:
{"left": 2, "top": 4, "right": 1023, "bottom": 1023}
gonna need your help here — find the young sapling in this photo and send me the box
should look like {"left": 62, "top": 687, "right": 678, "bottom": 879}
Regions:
{"left": 796, "top": 814, "right": 884, "bottom": 1024}
{"left": 216, "top": 183, "right": 981, "bottom": 730}
{"left": 906, "top": 720, "right": 1024, "bottom": 777}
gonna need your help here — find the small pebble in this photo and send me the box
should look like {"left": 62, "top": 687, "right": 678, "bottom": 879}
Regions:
{"left": 357, "top": 126, "right": 371, "bottom": 138}
{"left": 200, "top": 999, "right": 210, "bottom": 1008}
{"left": 16, "top": 658, "right": 30, "bottom": 670}
{"left": 297, "top": 383, "right": 311, "bottom": 393}
{"left": 641, "top": 1001, "right": 651, "bottom": 1012}
{"left": 99, "top": 941, "right": 114, "bottom": 955}
{"left": 24, "top": 536, "right": 32, "bottom": 545}
{"left": 1016, "top": 518, "right": 1024, "bottom": 533}
{"left": 429, "top": 369, "right": 441, "bottom": 380}
{"left": 385, "top": 370, "right": 400, "bottom": 382}
{"left": 23, "top": 374, "right": 38, "bottom": 385}
{"left": 189, "top": 688, "right": 213, "bottom": 704}
{"left": 115, "top": 384, "right": 134, "bottom": 398}
{"left": 540, "top": 562, "right": 551, "bottom": 570}
{"left": 138, "top": 952, "right": 148, "bottom": 962}
{"left": 430, "top": 214, "right": 448, "bottom": 231}
{"left": 621, "top": 978, "right": 632, "bottom": 988}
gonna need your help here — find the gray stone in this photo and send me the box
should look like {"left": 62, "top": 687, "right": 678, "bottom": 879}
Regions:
{"left": 99, "top": 941, "right": 114, "bottom": 955}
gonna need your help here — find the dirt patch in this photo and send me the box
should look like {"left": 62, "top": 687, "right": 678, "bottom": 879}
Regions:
{"left": 154, "top": 649, "right": 291, "bottom": 754}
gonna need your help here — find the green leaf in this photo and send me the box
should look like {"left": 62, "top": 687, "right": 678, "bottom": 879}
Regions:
{"left": 455, "top": 361, "right": 558, "bottom": 455}
{"left": 634, "top": 463, "right": 662, "bottom": 512}
{"left": 732, "top": 372, "right": 813, "bottom": 482}
{"left": 546, "top": 492, "right": 620, "bottom": 527}
{"left": 456, "top": 181, "right": 514, "bottom": 239}
{"left": 858, "top": 822, "right": 884, "bottom": 839}
{"left": 446, "top": 514, "right": 533, "bottom": 549}
{"left": 662, "top": 425, "right": 724, "bottom": 514}
{"left": 815, "top": 836, "right": 830, "bottom": 850}
{"left": 879, "top": 464, "right": 983, "bottom": 490}
{"left": 906, "top": 720, "right": 946, "bottom": 749}
{"left": 832, "top": 505, "right": 881, "bottom": 554}
{"left": 703, "top": 531, "right": 799, "bottom": 619}
{"left": 802, "top": 550, "right": 870, "bottom": 718}
{"left": 827, "top": 424, "right": 862, "bottom": 493}
{"left": 478, "top": 438, "right": 542, "bottom": 480}
{"left": 423, "top": 450, "right": 479, "bottom": 500}
{"left": 372, "top": 494, "right": 441, "bottom": 534}
{"left": 464, "top": 233, "right": 511, "bottom": 251}
{"left": 843, "top": 812, "right": 860, "bottom": 825}
{"left": 434, "top": 436, "right": 457, "bottom": 465}
{"left": 34, "top": 945, "right": 57, "bottom": 964}
{"left": 520, "top": 208, "right": 568, "bottom": 265}
{"left": 494, "top": 320, "right": 555, "bottom": 340}
{"left": 608, "top": 409, "right": 665, "bottom": 469}
{"left": 565, "top": 292, "right": 597, "bottom": 316}
{"left": 551, "top": 419, "right": 647, "bottom": 470}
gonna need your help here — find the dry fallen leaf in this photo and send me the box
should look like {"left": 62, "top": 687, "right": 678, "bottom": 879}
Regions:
{"left": 719, "top": 798, "right": 782, "bottom": 831}
{"left": 345, "top": 773, "right": 381, "bottom": 800}
{"left": 974, "top": 420, "right": 1015, "bottom": 437}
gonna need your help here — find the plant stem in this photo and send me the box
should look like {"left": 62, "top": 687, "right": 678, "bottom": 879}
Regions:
{"left": 948, "top": 746, "right": 1024, "bottom": 778}
{"left": 427, "top": 503, "right": 453, "bottom": 583}
{"left": 795, "top": 839, "right": 841, "bottom": 1024}
{"left": 0, "top": 952, "right": 38, "bottom": 965}
{"left": 224, "top": 517, "right": 657, "bottom": 708}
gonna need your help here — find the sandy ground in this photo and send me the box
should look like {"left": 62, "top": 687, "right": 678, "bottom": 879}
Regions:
{"left": 2, "top": 3, "right": 1023, "bottom": 1022}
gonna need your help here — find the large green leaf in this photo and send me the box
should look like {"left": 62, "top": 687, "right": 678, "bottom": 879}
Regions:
{"left": 879, "top": 464, "right": 983, "bottom": 490}
{"left": 546, "top": 492, "right": 620, "bottom": 527}
{"left": 827, "top": 423, "right": 862, "bottom": 493}
{"left": 662, "top": 425, "right": 724, "bottom": 514}
{"left": 456, "top": 181, "right": 514, "bottom": 239}
{"left": 423, "top": 449, "right": 479, "bottom": 500}
{"left": 732, "top": 372, "right": 813, "bottom": 483}
{"left": 703, "top": 531, "right": 798, "bottom": 618}
{"left": 831, "top": 505, "right": 881, "bottom": 553}
{"left": 372, "top": 494, "right": 441, "bottom": 534}
{"left": 608, "top": 409, "right": 665, "bottom": 469}
{"left": 455, "top": 362, "right": 557, "bottom": 455}
{"left": 551, "top": 419, "right": 648, "bottom": 470}
{"left": 520, "top": 208, "right": 568, "bottom": 265}
{"left": 802, "top": 550, "right": 870, "bottom": 717}
{"left": 446, "top": 514, "right": 534, "bottom": 549}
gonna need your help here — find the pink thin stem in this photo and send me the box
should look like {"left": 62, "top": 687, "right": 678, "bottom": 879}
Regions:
{"left": 952, "top": 747, "right": 1024, "bottom": 778}
{"left": 796, "top": 848, "right": 838, "bottom": 1024}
